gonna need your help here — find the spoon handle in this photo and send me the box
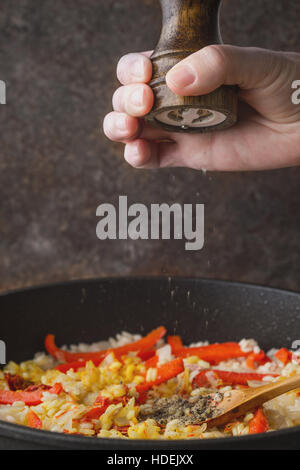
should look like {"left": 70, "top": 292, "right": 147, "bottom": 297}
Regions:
{"left": 247, "top": 375, "right": 300, "bottom": 403}
{"left": 208, "top": 375, "right": 300, "bottom": 428}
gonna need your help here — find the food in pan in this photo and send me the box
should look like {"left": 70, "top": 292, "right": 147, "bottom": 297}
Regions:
{"left": 1, "top": 327, "right": 300, "bottom": 439}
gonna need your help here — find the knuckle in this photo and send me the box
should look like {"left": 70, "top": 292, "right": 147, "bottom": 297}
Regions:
{"left": 201, "top": 45, "right": 226, "bottom": 73}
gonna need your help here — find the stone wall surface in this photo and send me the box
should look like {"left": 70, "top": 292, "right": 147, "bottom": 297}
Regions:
{"left": 0, "top": 0, "right": 300, "bottom": 292}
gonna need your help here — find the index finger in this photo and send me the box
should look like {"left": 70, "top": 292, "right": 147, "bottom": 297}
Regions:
{"left": 117, "top": 52, "right": 153, "bottom": 86}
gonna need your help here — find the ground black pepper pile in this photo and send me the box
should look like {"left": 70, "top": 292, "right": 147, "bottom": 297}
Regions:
{"left": 139, "top": 393, "right": 223, "bottom": 426}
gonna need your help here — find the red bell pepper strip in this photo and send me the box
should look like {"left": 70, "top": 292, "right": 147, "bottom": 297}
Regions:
{"left": 176, "top": 343, "right": 249, "bottom": 364}
{"left": 55, "top": 349, "right": 157, "bottom": 374}
{"left": 136, "top": 388, "right": 149, "bottom": 405}
{"left": 56, "top": 360, "right": 87, "bottom": 373}
{"left": 55, "top": 358, "right": 105, "bottom": 373}
{"left": 145, "top": 355, "right": 159, "bottom": 369}
{"left": 136, "top": 358, "right": 184, "bottom": 395}
{"left": 246, "top": 351, "right": 270, "bottom": 370}
{"left": 138, "top": 349, "right": 156, "bottom": 361}
{"left": 82, "top": 405, "right": 109, "bottom": 420}
{"left": 94, "top": 396, "right": 111, "bottom": 407}
{"left": 167, "top": 336, "right": 183, "bottom": 354}
{"left": 45, "top": 327, "right": 166, "bottom": 363}
{"left": 94, "top": 393, "right": 129, "bottom": 407}
{"left": 82, "top": 394, "right": 130, "bottom": 421}
{"left": 0, "top": 383, "right": 63, "bottom": 405}
{"left": 0, "top": 390, "right": 44, "bottom": 406}
{"left": 24, "top": 384, "right": 52, "bottom": 392}
{"left": 50, "top": 383, "right": 63, "bottom": 395}
{"left": 275, "top": 348, "right": 292, "bottom": 365}
{"left": 80, "top": 396, "right": 111, "bottom": 421}
{"left": 248, "top": 407, "right": 269, "bottom": 434}
{"left": 193, "top": 369, "right": 279, "bottom": 388}
{"left": 55, "top": 349, "right": 155, "bottom": 374}
{"left": 27, "top": 410, "right": 42, "bottom": 429}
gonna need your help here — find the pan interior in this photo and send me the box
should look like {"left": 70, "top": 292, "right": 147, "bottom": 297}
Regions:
{"left": 1, "top": 277, "right": 300, "bottom": 449}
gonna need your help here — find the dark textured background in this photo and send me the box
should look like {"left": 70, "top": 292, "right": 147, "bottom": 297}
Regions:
{"left": 0, "top": 0, "right": 300, "bottom": 293}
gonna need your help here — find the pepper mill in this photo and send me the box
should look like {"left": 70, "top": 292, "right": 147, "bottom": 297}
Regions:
{"left": 146, "top": 0, "right": 238, "bottom": 133}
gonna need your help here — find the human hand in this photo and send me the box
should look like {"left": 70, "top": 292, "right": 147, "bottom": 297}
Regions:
{"left": 103, "top": 46, "right": 300, "bottom": 171}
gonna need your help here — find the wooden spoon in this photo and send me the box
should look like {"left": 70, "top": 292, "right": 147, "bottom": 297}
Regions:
{"left": 205, "top": 375, "right": 300, "bottom": 428}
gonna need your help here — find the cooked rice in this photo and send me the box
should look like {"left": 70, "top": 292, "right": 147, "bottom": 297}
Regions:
{"left": 1, "top": 329, "right": 300, "bottom": 440}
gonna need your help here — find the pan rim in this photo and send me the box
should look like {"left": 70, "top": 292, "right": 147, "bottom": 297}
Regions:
{"left": 1, "top": 276, "right": 300, "bottom": 448}
{"left": 0, "top": 416, "right": 300, "bottom": 449}
{"left": 1, "top": 275, "right": 300, "bottom": 299}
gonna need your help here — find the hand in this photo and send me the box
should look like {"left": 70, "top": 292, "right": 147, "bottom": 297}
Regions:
{"left": 103, "top": 46, "right": 300, "bottom": 171}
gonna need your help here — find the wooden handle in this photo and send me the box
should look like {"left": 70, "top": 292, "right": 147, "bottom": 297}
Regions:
{"left": 146, "top": 0, "right": 238, "bottom": 133}
{"left": 209, "top": 375, "right": 300, "bottom": 428}
{"left": 152, "top": 0, "right": 222, "bottom": 58}
{"left": 247, "top": 375, "right": 300, "bottom": 404}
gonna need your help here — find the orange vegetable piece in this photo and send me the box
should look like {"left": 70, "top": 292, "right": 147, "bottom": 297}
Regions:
{"left": 27, "top": 410, "right": 42, "bottom": 429}
{"left": 248, "top": 407, "right": 269, "bottom": 434}
{"left": 275, "top": 348, "right": 292, "bottom": 365}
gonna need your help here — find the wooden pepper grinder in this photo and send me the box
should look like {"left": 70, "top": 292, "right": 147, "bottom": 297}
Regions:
{"left": 146, "top": 0, "right": 238, "bottom": 133}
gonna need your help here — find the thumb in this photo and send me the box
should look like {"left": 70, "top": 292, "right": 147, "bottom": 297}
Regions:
{"left": 166, "top": 45, "right": 289, "bottom": 96}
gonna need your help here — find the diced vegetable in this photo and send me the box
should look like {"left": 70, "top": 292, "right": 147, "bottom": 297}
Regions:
{"left": 248, "top": 407, "right": 269, "bottom": 434}
{"left": 50, "top": 383, "right": 63, "bottom": 395}
{"left": 113, "top": 425, "right": 130, "bottom": 434}
{"left": 81, "top": 394, "right": 130, "bottom": 421}
{"left": 94, "top": 394, "right": 128, "bottom": 407}
{"left": 82, "top": 405, "right": 109, "bottom": 420}
{"left": 4, "top": 373, "right": 32, "bottom": 391}
{"left": 246, "top": 351, "right": 270, "bottom": 370}
{"left": 27, "top": 410, "right": 42, "bottom": 429}
{"left": 275, "top": 348, "right": 292, "bottom": 365}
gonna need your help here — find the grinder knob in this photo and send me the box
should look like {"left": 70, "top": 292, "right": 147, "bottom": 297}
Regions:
{"left": 146, "top": 0, "right": 238, "bottom": 133}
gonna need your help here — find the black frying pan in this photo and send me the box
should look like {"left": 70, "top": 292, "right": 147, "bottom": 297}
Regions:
{"left": 1, "top": 277, "right": 300, "bottom": 450}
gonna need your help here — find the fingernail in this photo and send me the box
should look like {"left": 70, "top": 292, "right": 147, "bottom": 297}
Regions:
{"left": 125, "top": 143, "right": 139, "bottom": 163}
{"left": 167, "top": 64, "right": 196, "bottom": 88}
{"left": 116, "top": 115, "right": 127, "bottom": 131}
{"left": 132, "top": 59, "right": 144, "bottom": 79}
{"left": 131, "top": 88, "right": 144, "bottom": 107}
